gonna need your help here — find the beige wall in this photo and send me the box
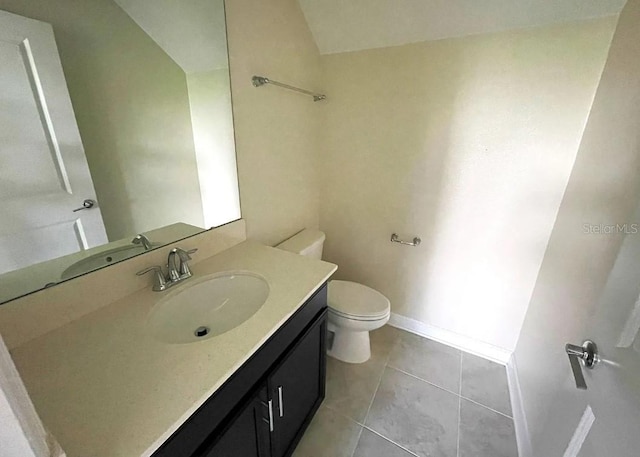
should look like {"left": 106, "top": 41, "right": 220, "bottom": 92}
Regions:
{"left": 513, "top": 0, "right": 640, "bottom": 452}
{"left": 319, "top": 18, "right": 616, "bottom": 351}
{"left": 226, "top": 0, "right": 322, "bottom": 246}
{"left": 0, "top": 0, "right": 205, "bottom": 240}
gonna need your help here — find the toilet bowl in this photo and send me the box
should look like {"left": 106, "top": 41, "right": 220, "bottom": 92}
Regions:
{"left": 276, "top": 229, "right": 390, "bottom": 364}
{"left": 327, "top": 280, "right": 390, "bottom": 363}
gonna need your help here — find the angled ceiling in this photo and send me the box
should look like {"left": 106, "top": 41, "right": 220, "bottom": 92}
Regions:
{"left": 114, "top": 0, "right": 228, "bottom": 73}
{"left": 298, "top": 0, "right": 627, "bottom": 54}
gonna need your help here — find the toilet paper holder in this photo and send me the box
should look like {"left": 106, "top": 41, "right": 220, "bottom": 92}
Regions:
{"left": 390, "top": 233, "right": 421, "bottom": 247}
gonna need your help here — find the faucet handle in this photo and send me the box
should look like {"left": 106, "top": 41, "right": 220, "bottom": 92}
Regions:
{"left": 176, "top": 248, "right": 192, "bottom": 261}
{"left": 136, "top": 266, "right": 167, "bottom": 291}
{"left": 175, "top": 248, "right": 197, "bottom": 277}
{"left": 177, "top": 248, "right": 198, "bottom": 261}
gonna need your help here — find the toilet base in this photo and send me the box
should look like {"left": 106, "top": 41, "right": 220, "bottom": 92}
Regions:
{"left": 327, "top": 322, "right": 372, "bottom": 364}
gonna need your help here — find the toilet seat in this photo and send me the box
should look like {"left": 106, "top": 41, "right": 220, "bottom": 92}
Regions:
{"left": 329, "top": 307, "right": 390, "bottom": 322}
{"left": 328, "top": 280, "right": 390, "bottom": 321}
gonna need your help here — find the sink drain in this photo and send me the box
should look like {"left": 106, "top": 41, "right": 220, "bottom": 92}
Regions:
{"left": 194, "top": 326, "right": 210, "bottom": 338}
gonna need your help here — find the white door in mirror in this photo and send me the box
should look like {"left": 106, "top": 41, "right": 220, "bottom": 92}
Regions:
{"left": 0, "top": 10, "right": 107, "bottom": 275}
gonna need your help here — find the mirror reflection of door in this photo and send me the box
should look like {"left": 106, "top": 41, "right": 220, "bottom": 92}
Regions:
{"left": 0, "top": 11, "right": 108, "bottom": 275}
{"left": 0, "top": 0, "right": 241, "bottom": 304}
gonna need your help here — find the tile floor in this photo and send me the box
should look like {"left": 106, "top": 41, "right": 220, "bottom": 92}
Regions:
{"left": 293, "top": 326, "right": 518, "bottom": 457}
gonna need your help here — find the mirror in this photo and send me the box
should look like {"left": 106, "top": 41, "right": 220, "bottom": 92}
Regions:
{"left": 0, "top": 0, "right": 240, "bottom": 304}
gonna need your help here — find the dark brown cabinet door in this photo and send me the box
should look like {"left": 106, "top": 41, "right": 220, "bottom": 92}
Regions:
{"left": 201, "top": 386, "right": 271, "bottom": 457}
{"left": 269, "top": 311, "right": 327, "bottom": 457}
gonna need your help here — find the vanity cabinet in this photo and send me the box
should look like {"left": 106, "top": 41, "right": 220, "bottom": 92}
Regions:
{"left": 153, "top": 284, "right": 328, "bottom": 457}
{"left": 269, "top": 313, "right": 326, "bottom": 457}
{"left": 201, "top": 387, "right": 271, "bottom": 457}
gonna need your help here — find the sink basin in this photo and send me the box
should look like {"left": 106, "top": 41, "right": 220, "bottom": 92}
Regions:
{"left": 147, "top": 272, "right": 270, "bottom": 344}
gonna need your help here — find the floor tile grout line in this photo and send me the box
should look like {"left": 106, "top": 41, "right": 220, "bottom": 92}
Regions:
{"left": 316, "top": 404, "right": 365, "bottom": 457}
{"left": 388, "top": 365, "right": 461, "bottom": 398}
{"left": 382, "top": 331, "right": 402, "bottom": 366}
{"left": 350, "top": 332, "right": 402, "bottom": 457}
{"left": 322, "top": 395, "right": 497, "bottom": 457}
{"left": 459, "top": 395, "right": 514, "bottom": 419}
{"left": 459, "top": 352, "right": 463, "bottom": 396}
{"left": 348, "top": 331, "right": 402, "bottom": 457}
{"left": 323, "top": 330, "right": 397, "bottom": 422}
{"left": 361, "top": 425, "right": 421, "bottom": 457}
{"left": 362, "top": 365, "right": 387, "bottom": 426}
{"left": 386, "top": 341, "right": 514, "bottom": 420}
{"left": 322, "top": 403, "right": 362, "bottom": 424}
{"left": 361, "top": 336, "right": 397, "bottom": 423}
{"left": 348, "top": 424, "right": 365, "bottom": 457}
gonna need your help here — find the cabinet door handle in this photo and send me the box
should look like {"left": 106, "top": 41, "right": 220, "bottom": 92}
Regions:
{"left": 277, "top": 386, "right": 284, "bottom": 418}
{"left": 267, "top": 399, "right": 274, "bottom": 432}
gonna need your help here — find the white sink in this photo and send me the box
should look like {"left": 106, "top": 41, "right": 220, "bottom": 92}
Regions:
{"left": 146, "top": 272, "right": 270, "bottom": 344}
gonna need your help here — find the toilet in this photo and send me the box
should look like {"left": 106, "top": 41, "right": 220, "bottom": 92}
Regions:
{"left": 277, "top": 229, "right": 390, "bottom": 363}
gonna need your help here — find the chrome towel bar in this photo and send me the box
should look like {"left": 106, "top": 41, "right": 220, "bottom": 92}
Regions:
{"left": 252, "top": 75, "right": 327, "bottom": 102}
{"left": 391, "top": 233, "right": 421, "bottom": 247}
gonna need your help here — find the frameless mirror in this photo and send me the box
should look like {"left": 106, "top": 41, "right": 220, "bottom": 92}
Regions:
{"left": 0, "top": 0, "right": 240, "bottom": 304}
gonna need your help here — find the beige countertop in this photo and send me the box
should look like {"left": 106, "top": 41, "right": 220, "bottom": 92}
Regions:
{"left": 10, "top": 241, "right": 337, "bottom": 457}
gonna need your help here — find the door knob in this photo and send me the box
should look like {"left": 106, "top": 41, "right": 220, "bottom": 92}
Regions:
{"left": 72, "top": 199, "right": 96, "bottom": 212}
{"left": 565, "top": 340, "right": 599, "bottom": 390}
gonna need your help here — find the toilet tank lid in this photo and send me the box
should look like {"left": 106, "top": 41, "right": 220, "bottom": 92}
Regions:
{"left": 276, "top": 229, "right": 325, "bottom": 254}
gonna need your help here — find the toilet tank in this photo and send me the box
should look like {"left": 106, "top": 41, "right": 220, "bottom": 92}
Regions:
{"left": 276, "top": 229, "right": 325, "bottom": 260}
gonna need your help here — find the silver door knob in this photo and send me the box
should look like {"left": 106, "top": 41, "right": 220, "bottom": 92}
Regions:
{"left": 565, "top": 340, "right": 599, "bottom": 390}
{"left": 72, "top": 199, "right": 96, "bottom": 212}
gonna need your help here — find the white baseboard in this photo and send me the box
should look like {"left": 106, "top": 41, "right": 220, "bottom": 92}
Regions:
{"left": 506, "top": 354, "right": 533, "bottom": 457}
{"left": 388, "top": 313, "right": 512, "bottom": 364}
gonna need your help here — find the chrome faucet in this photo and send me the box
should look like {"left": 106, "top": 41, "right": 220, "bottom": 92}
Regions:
{"left": 137, "top": 247, "right": 197, "bottom": 291}
{"left": 132, "top": 234, "right": 153, "bottom": 250}
{"left": 167, "top": 248, "right": 196, "bottom": 281}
